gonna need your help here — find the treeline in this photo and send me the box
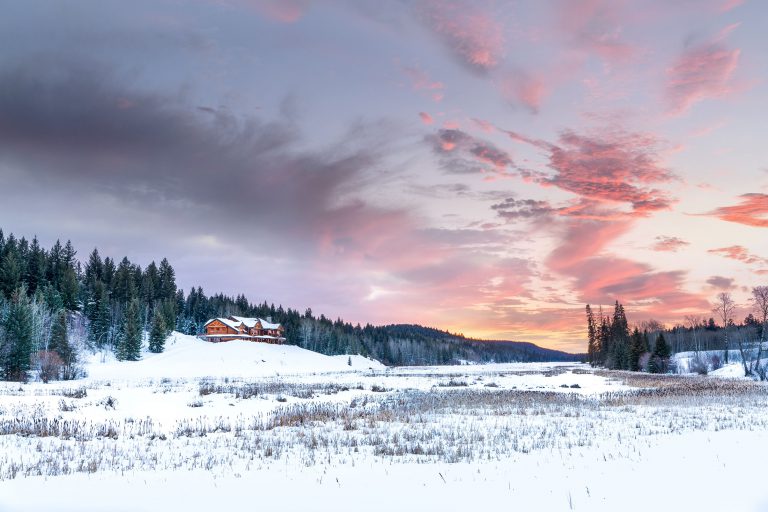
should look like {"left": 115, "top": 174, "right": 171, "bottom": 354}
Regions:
{"left": 586, "top": 289, "right": 768, "bottom": 379}
{"left": 0, "top": 229, "right": 577, "bottom": 381}
{"left": 586, "top": 302, "right": 671, "bottom": 373}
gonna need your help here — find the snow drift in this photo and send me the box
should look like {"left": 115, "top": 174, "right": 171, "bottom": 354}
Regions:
{"left": 83, "top": 332, "right": 385, "bottom": 382}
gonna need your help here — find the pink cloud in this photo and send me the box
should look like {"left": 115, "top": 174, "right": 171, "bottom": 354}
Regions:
{"left": 417, "top": 0, "right": 505, "bottom": 72}
{"left": 499, "top": 72, "right": 547, "bottom": 114}
{"left": 708, "top": 245, "right": 768, "bottom": 265}
{"left": 719, "top": 0, "right": 745, "bottom": 12}
{"left": 442, "top": 120, "right": 461, "bottom": 129}
{"left": 251, "top": 0, "right": 310, "bottom": 23}
{"left": 665, "top": 27, "right": 741, "bottom": 115}
{"left": 706, "top": 193, "right": 768, "bottom": 228}
{"left": 501, "top": 128, "right": 675, "bottom": 215}
{"left": 429, "top": 128, "right": 514, "bottom": 176}
{"left": 471, "top": 118, "right": 495, "bottom": 133}
{"left": 400, "top": 63, "right": 445, "bottom": 102}
{"left": 554, "top": 0, "right": 636, "bottom": 65}
{"left": 652, "top": 236, "right": 689, "bottom": 252}
{"left": 419, "top": 111, "right": 434, "bottom": 125}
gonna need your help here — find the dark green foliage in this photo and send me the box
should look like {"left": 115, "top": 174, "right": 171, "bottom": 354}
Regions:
{"left": 117, "top": 299, "right": 142, "bottom": 361}
{"left": 49, "top": 309, "right": 77, "bottom": 379}
{"left": 629, "top": 327, "right": 645, "bottom": 372}
{"left": 586, "top": 305, "right": 597, "bottom": 367}
{"left": 648, "top": 332, "right": 671, "bottom": 374}
{"left": 587, "top": 301, "right": 636, "bottom": 371}
{"left": 148, "top": 313, "right": 166, "bottom": 353}
{"left": 88, "top": 287, "right": 112, "bottom": 349}
{"left": 1, "top": 290, "right": 34, "bottom": 381}
{"left": 0, "top": 252, "right": 22, "bottom": 297}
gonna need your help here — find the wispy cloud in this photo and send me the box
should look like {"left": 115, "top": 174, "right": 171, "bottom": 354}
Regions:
{"left": 705, "top": 193, "right": 768, "bottom": 227}
{"left": 417, "top": 0, "right": 505, "bottom": 72}
{"left": 653, "top": 236, "right": 689, "bottom": 252}
{"left": 665, "top": 26, "right": 741, "bottom": 115}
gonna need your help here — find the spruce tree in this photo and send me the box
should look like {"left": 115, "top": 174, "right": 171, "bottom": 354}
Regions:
{"left": 60, "top": 267, "right": 79, "bottom": 311}
{"left": 629, "top": 327, "right": 645, "bottom": 372}
{"left": 586, "top": 305, "right": 597, "bottom": 367}
{"left": 1, "top": 290, "right": 34, "bottom": 381}
{"left": 148, "top": 313, "right": 166, "bottom": 353}
{"left": 649, "top": 332, "right": 671, "bottom": 373}
{"left": 0, "top": 252, "right": 22, "bottom": 298}
{"left": 118, "top": 299, "right": 142, "bottom": 361}
{"left": 49, "top": 310, "right": 76, "bottom": 379}
{"left": 89, "top": 288, "right": 111, "bottom": 348}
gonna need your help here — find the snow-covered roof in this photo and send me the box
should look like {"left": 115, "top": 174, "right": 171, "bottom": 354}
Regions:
{"left": 205, "top": 316, "right": 281, "bottom": 330}
{"left": 231, "top": 316, "right": 260, "bottom": 328}
{"left": 259, "top": 319, "right": 281, "bottom": 330}
{"left": 204, "top": 317, "right": 243, "bottom": 330}
{"left": 230, "top": 316, "right": 281, "bottom": 330}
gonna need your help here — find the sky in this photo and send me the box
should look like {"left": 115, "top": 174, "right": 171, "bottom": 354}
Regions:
{"left": 1, "top": 0, "right": 767, "bottom": 351}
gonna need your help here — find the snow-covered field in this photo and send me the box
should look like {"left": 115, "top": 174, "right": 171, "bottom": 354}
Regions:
{"left": 1, "top": 333, "right": 767, "bottom": 511}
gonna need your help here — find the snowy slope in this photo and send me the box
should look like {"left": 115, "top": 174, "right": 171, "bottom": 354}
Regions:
{"left": 83, "top": 331, "right": 385, "bottom": 382}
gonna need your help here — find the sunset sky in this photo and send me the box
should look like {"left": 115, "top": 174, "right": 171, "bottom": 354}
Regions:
{"left": 1, "top": 0, "right": 767, "bottom": 351}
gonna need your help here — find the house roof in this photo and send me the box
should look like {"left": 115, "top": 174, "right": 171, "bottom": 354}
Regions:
{"left": 230, "top": 316, "right": 260, "bottom": 328}
{"left": 230, "top": 316, "right": 281, "bottom": 330}
{"left": 260, "top": 319, "right": 281, "bottom": 330}
{"left": 204, "top": 317, "right": 243, "bottom": 330}
{"left": 204, "top": 316, "right": 282, "bottom": 330}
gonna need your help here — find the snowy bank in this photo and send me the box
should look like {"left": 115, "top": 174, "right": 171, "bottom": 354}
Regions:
{"left": 83, "top": 332, "right": 385, "bottom": 383}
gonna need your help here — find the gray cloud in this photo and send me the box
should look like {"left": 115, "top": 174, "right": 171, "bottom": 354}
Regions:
{"left": 706, "top": 276, "right": 735, "bottom": 290}
{"left": 0, "top": 58, "right": 403, "bottom": 257}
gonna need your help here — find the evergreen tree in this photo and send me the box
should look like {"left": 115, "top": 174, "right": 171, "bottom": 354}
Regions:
{"left": 0, "top": 251, "right": 22, "bottom": 298}
{"left": 60, "top": 267, "right": 79, "bottom": 311}
{"left": 648, "top": 332, "right": 671, "bottom": 373}
{"left": 89, "top": 287, "right": 111, "bottom": 348}
{"left": 49, "top": 309, "right": 76, "bottom": 379}
{"left": 158, "top": 258, "right": 177, "bottom": 301}
{"left": 586, "top": 304, "right": 597, "bottom": 366}
{"left": 148, "top": 313, "right": 166, "bottom": 353}
{"left": 629, "top": 327, "right": 645, "bottom": 371}
{"left": 1, "top": 289, "right": 34, "bottom": 381}
{"left": 25, "top": 236, "right": 47, "bottom": 296}
{"left": 117, "top": 299, "right": 142, "bottom": 361}
{"left": 607, "top": 301, "right": 630, "bottom": 369}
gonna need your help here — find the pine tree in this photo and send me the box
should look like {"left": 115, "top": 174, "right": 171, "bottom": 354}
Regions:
{"left": 0, "top": 252, "right": 22, "bottom": 298}
{"left": 89, "top": 288, "right": 111, "bottom": 348}
{"left": 60, "top": 267, "right": 79, "bottom": 311}
{"left": 1, "top": 289, "right": 34, "bottom": 381}
{"left": 49, "top": 309, "right": 76, "bottom": 379}
{"left": 148, "top": 313, "right": 166, "bottom": 353}
{"left": 629, "top": 327, "right": 645, "bottom": 372}
{"left": 649, "top": 332, "right": 671, "bottom": 373}
{"left": 158, "top": 258, "right": 177, "bottom": 301}
{"left": 607, "top": 301, "right": 630, "bottom": 369}
{"left": 586, "top": 304, "right": 597, "bottom": 366}
{"left": 118, "top": 299, "right": 142, "bottom": 361}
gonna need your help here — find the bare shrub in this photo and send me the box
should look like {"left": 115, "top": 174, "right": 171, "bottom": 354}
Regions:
{"left": 60, "top": 388, "right": 87, "bottom": 399}
{"left": 97, "top": 396, "right": 117, "bottom": 410}
{"left": 689, "top": 355, "right": 708, "bottom": 375}
{"left": 36, "top": 351, "right": 63, "bottom": 383}
{"left": 710, "top": 354, "right": 722, "bottom": 371}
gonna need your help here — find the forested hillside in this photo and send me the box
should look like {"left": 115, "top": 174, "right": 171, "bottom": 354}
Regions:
{"left": 0, "top": 229, "right": 576, "bottom": 381}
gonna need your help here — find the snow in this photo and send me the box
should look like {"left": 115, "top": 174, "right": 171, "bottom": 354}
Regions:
{"left": 4, "top": 430, "right": 768, "bottom": 512}
{"left": 82, "top": 332, "right": 384, "bottom": 383}
{"left": 674, "top": 349, "right": 767, "bottom": 378}
{"left": 2, "top": 336, "right": 768, "bottom": 511}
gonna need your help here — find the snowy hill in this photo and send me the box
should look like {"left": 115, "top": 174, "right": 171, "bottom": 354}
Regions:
{"left": 83, "top": 332, "right": 385, "bottom": 382}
